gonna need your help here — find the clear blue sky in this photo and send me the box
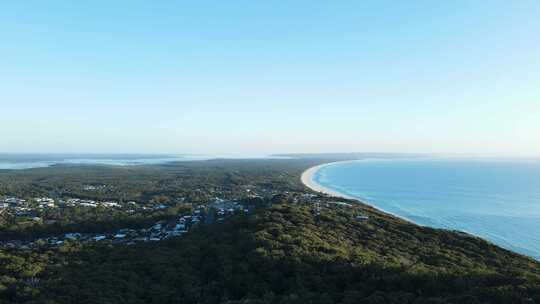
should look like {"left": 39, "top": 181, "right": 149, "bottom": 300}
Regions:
{"left": 1, "top": 1, "right": 539, "bottom": 156}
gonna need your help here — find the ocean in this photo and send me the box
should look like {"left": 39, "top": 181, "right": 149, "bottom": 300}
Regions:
{"left": 312, "top": 158, "right": 540, "bottom": 260}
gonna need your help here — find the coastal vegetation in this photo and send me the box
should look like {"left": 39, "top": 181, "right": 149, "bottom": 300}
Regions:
{"left": 0, "top": 159, "right": 538, "bottom": 303}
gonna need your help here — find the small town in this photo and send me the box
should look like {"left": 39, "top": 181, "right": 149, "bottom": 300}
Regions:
{"left": 0, "top": 195, "right": 257, "bottom": 249}
{"left": 0, "top": 189, "right": 370, "bottom": 251}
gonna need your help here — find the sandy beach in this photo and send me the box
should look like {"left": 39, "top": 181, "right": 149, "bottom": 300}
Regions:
{"left": 301, "top": 161, "right": 414, "bottom": 220}
{"left": 300, "top": 162, "right": 357, "bottom": 200}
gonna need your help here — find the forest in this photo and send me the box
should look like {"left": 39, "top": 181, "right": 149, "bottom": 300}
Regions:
{"left": 0, "top": 159, "right": 538, "bottom": 303}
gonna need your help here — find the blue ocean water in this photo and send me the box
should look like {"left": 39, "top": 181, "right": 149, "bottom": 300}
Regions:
{"left": 312, "top": 158, "right": 540, "bottom": 260}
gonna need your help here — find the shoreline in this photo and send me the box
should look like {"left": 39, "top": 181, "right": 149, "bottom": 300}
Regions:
{"left": 300, "top": 160, "right": 399, "bottom": 213}
{"left": 301, "top": 163, "right": 433, "bottom": 223}
{"left": 300, "top": 161, "right": 540, "bottom": 261}
{"left": 300, "top": 161, "right": 358, "bottom": 200}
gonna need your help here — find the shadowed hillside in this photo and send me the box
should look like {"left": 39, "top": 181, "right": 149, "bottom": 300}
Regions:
{"left": 8, "top": 204, "right": 535, "bottom": 304}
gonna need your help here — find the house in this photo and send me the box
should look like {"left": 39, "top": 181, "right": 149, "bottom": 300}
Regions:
{"left": 330, "top": 201, "right": 353, "bottom": 208}
{"left": 65, "top": 233, "right": 81, "bottom": 239}
{"left": 101, "top": 201, "right": 121, "bottom": 208}
{"left": 356, "top": 215, "right": 369, "bottom": 221}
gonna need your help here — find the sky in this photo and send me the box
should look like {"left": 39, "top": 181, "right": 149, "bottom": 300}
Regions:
{"left": 1, "top": 1, "right": 539, "bottom": 156}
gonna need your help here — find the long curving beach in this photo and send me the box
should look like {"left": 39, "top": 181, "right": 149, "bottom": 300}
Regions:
{"left": 300, "top": 160, "right": 414, "bottom": 219}
{"left": 301, "top": 158, "right": 540, "bottom": 260}
{"left": 300, "top": 162, "right": 356, "bottom": 200}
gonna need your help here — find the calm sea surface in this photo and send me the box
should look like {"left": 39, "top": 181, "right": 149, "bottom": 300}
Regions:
{"left": 313, "top": 159, "right": 540, "bottom": 259}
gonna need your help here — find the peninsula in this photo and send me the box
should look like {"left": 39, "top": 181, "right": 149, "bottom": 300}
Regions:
{"left": 0, "top": 157, "right": 538, "bottom": 303}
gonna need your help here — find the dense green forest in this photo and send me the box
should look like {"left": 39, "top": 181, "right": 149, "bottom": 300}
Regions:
{"left": 0, "top": 159, "right": 539, "bottom": 303}
{"left": 1, "top": 204, "right": 539, "bottom": 303}
{"left": 0, "top": 159, "right": 319, "bottom": 239}
{"left": 0, "top": 159, "right": 319, "bottom": 202}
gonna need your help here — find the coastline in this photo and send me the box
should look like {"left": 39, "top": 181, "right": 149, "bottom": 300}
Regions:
{"left": 301, "top": 161, "right": 423, "bottom": 223}
{"left": 301, "top": 161, "right": 358, "bottom": 200}
{"left": 301, "top": 162, "right": 437, "bottom": 225}
{"left": 301, "top": 161, "right": 540, "bottom": 261}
